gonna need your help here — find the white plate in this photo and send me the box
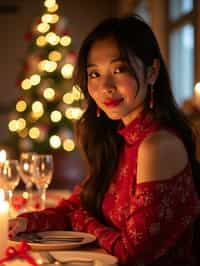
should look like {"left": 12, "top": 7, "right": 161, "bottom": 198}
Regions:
{"left": 50, "top": 250, "right": 118, "bottom": 266}
{"left": 9, "top": 231, "right": 96, "bottom": 251}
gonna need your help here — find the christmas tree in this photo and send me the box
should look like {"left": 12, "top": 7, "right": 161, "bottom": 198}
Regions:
{"left": 7, "top": 0, "right": 84, "bottom": 155}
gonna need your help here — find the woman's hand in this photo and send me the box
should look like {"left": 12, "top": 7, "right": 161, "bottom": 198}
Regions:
{"left": 9, "top": 217, "right": 28, "bottom": 238}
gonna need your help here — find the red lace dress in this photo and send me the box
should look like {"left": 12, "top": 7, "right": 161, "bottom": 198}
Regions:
{"left": 20, "top": 113, "right": 200, "bottom": 265}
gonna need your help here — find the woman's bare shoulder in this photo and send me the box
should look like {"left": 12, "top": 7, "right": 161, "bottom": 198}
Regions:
{"left": 136, "top": 130, "right": 188, "bottom": 184}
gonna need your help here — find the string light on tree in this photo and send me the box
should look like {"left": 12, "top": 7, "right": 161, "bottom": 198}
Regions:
{"left": 50, "top": 135, "right": 61, "bottom": 149}
{"left": 21, "top": 79, "right": 32, "bottom": 90}
{"left": 44, "top": 0, "right": 56, "bottom": 8}
{"left": 17, "top": 118, "right": 26, "bottom": 131}
{"left": 63, "top": 92, "right": 74, "bottom": 104}
{"left": 63, "top": 138, "right": 75, "bottom": 151}
{"left": 43, "top": 87, "right": 55, "bottom": 101}
{"left": 47, "top": 4, "right": 58, "bottom": 13}
{"left": 16, "top": 100, "right": 27, "bottom": 112}
{"left": 8, "top": 120, "right": 18, "bottom": 132}
{"left": 37, "top": 22, "right": 50, "bottom": 33}
{"left": 48, "top": 50, "right": 62, "bottom": 61}
{"left": 29, "top": 127, "right": 40, "bottom": 139}
{"left": 36, "top": 35, "right": 47, "bottom": 47}
{"left": 60, "top": 35, "right": 71, "bottom": 46}
{"left": 29, "top": 74, "right": 41, "bottom": 86}
{"left": 7, "top": 0, "right": 84, "bottom": 154}
{"left": 50, "top": 110, "right": 62, "bottom": 122}
{"left": 61, "top": 64, "right": 74, "bottom": 79}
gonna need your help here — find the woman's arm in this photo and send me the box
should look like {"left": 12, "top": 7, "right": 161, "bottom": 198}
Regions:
{"left": 9, "top": 185, "right": 82, "bottom": 235}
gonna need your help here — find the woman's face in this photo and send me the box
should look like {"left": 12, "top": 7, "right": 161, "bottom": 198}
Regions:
{"left": 86, "top": 37, "right": 149, "bottom": 125}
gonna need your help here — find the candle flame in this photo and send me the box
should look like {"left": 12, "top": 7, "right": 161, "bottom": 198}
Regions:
{"left": 0, "top": 189, "right": 5, "bottom": 202}
{"left": 194, "top": 82, "right": 200, "bottom": 93}
{"left": 0, "top": 150, "right": 6, "bottom": 163}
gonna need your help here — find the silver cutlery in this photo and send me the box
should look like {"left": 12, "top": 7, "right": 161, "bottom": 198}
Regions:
{"left": 14, "top": 233, "right": 84, "bottom": 243}
{"left": 28, "top": 238, "right": 82, "bottom": 243}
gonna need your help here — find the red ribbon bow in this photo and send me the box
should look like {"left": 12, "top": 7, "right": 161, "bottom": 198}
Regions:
{"left": 0, "top": 241, "right": 38, "bottom": 265}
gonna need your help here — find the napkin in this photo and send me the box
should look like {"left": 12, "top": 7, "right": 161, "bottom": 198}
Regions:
{"left": 50, "top": 251, "right": 118, "bottom": 266}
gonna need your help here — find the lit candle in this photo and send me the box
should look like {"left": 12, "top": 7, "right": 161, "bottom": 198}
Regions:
{"left": 194, "top": 82, "right": 200, "bottom": 107}
{"left": 0, "top": 189, "right": 9, "bottom": 258}
{"left": 0, "top": 150, "right": 6, "bottom": 164}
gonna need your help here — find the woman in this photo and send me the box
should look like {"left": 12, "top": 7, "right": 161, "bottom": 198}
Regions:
{"left": 10, "top": 15, "right": 200, "bottom": 265}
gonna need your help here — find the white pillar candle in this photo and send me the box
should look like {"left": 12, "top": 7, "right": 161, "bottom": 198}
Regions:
{"left": 0, "top": 150, "right": 6, "bottom": 164}
{"left": 194, "top": 82, "right": 200, "bottom": 107}
{"left": 0, "top": 189, "right": 9, "bottom": 258}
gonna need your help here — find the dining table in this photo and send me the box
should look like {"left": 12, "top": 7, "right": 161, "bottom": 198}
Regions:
{"left": 2, "top": 189, "right": 119, "bottom": 266}
{"left": 4, "top": 240, "right": 113, "bottom": 265}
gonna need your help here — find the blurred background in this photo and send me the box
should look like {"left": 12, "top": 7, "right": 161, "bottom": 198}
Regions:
{"left": 0, "top": 0, "right": 200, "bottom": 190}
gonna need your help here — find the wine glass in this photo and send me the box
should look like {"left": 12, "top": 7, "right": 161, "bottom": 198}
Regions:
{"left": 19, "top": 152, "right": 37, "bottom": 211}
{"left": 0, "top": 160, "right": 20, "bottom": 217}
{"left": 32, "top": 154, "right": 53, "bottom": 210}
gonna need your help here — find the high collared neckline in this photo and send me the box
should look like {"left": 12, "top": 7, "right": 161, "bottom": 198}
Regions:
{"left": 117, "top": 111, "right": 156, "bottom": 145}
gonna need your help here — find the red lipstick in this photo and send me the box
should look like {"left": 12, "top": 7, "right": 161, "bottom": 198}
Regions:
{"left": 104, "top": 98, "right": 123, "bottom": 107}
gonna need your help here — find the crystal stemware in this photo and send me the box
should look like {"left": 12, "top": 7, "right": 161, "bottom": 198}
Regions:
{"left": 0, "top": 160, "right": 20, "bottom": 217}
{"left": 19, "top": 152, "right": 37, "bottom": 211}
{"left": 32, "top": 154, "right": 53, "bottom": 210}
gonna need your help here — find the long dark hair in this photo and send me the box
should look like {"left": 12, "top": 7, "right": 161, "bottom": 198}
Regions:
{"left": 73, "top": 15, "right": 200, "bottom": 220}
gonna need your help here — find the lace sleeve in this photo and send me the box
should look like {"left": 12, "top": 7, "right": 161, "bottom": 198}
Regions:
{"left": 19, "top": 185, "right": 81, "bottom": 232}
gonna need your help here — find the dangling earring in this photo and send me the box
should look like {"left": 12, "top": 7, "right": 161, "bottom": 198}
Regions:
{"left": 96, "top": 106, "right": 101, "bottom": 118}
{"left": 149, "top": 84, "right": 154, "bottom": 109}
